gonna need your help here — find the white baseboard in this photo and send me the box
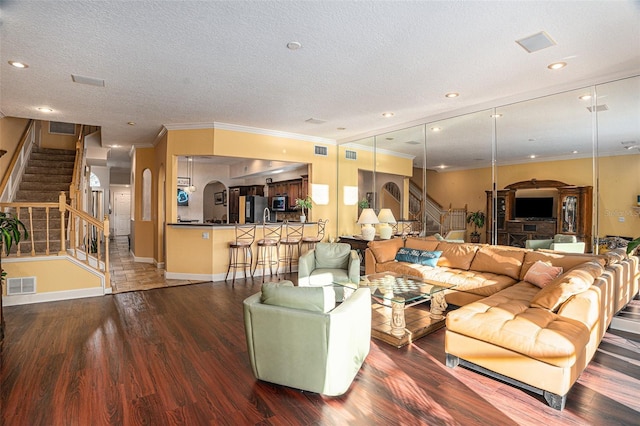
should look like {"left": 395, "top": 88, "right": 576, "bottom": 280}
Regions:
{"left": 164, "top": 265, "right": 298, "bottom": 282}
{"left": 3, "top": 287, "right": 105, "bottom": 306}
{"left": 133, "top": 255, "right": 155, "bottom": 264}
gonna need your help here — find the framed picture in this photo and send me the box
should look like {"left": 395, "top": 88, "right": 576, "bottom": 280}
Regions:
{"left": 177, "top": 177, "right": 190, "bottom": 187}
{"left": 215, "top": 191, "right": 224, "bottom": 205}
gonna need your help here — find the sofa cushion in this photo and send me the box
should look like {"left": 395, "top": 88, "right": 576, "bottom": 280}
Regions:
{"left": 524, "top": 261, "right": 564, "bottom": 288}
{"left": 520, "top": 251, "right": 605, "bottom": 280}
{"left": 435, "top": 242, "right": 480, "bottom": 270}
{"left": 469, "top": 245, "right": 526, "bottom": 280}
{"left": 376, "top": 261, "right": 517, "bottom": 298}
{"left": 405, "top": 237, "right": 440, "bottom": 251}
{"left": 367, "top": 238, "right": 404, "bottom": 263}
{"left": 395, "top": 248, "right": 442, "bottom": 267}
{"left": 314, "top": 242, "right": 350, "bottom": 269}
{"left": 446, "top": 281, "right": 590, "bottom": 368}
{"left": 261, "top": 281, "right": 336, "bottom": 313}
{"left": 530, "top": 261, "right": 604, "bottom": 312}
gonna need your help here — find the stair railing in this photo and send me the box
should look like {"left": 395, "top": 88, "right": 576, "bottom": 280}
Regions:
{"left": 0, "top": 120, "right": 35, "bottom": 202}
{"left": 0, "top": 193, "right": 110, "bottom": 290}
{"left": 68, "top": 125, "right": 85, "bottom": 210}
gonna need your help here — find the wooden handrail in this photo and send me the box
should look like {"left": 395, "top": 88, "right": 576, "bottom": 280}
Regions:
{"left": 0, "top": 119, "right": 34, "bottom": 196}
{"left": 69, "top": 125, "right": 85, "bottom": 209}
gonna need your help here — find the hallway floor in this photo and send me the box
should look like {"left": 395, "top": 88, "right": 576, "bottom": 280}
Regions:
{"left": 109, "top": 236, "right": 205, "bottom": 293}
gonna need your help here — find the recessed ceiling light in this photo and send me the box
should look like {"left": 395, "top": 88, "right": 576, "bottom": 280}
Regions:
{"left": 382, "top": 112, "right": 394, "bottom": 118}
{"left": 286, "top": 41, "right": 302, "bottom": 50}
{"left": 8, "top": 61, "right": 28, "bottom": 68}
{"left": 529, "top": 155, "right": 536, "bottom": 159}
{"left": 337, "top": 127, "right": 346, "bottom": 131}
{"left": 578, "top": 94, "right": 592, "bottom": 101}
{"left": 490, "top": 113, "right": 503, "bottom": 118}
{"left": 127, "top": 121, "right": 136, "bottom": 126}
{"left": 430, "top": 127, "right": 442, "bottom": 132}
{"left": 528, "top": 138, "right": 536, "bottom": 142}
{"left": 37, "top": 107, "right": 53, "bottom": 113}
{"left": 110, "top": 144, "right": 121, "bottom": 148}
{"left": 445, "top": 92, "right": 459, "bottom": 98}
{"left": 438, "top": 164, "right": 447, "bottom": 169}
{"left": 572, "top": 150, "right": 579, "bottom": 154}
{"left": 547, "top": 61, "right": 566, "bottom": 70}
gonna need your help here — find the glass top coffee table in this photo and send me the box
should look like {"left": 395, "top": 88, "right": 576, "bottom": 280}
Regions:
{"left": 335, "top": 272, "right": 457, "bottom": 347}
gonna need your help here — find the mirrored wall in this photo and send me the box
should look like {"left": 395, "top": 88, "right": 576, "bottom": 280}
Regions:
{"left": 337, "top": 74, "right": 640, "bottom": 252}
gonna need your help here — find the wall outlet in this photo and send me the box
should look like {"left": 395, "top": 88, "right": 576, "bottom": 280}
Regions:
{"left": 202, "top": 232, "right": 209, "bottom": 239}
{"left": 618, "top": 217, "right": 625, "bottom": 222}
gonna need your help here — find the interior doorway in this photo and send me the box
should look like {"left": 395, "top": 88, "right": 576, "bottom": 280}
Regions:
{"left": 112, "top": 188, "right": 131, "bottom": 236}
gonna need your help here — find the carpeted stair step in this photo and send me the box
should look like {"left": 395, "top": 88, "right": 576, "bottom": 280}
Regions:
{"left": 22, "top": 173, "right": 72, "bottom": 184}
{"left": 30, "top": 149, "right": 76, "bottom": 163}
{"left": 19, "top": 181, "right": 71, "bottom": 191}
{"left": 14, "top": 191, "right": 67, "bottom": 202}
{"left": 24, "top": 165, "right": 74, "bottom": 175}
{"left": 27, "top": 159, "right": 75, "bottom": 169}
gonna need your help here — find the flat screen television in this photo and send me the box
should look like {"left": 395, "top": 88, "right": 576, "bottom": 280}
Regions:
{"left": 515, "top": 197, "right": 554, "bottom": 219}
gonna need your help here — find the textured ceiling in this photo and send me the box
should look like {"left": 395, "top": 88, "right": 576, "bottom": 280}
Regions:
{"left": 1, "top": 1, "right": 639, "bottom": 169}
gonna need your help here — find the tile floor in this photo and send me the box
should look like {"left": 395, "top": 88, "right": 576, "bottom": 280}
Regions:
{"left": 109, "top": 236, "right": 205, "bottom": 293}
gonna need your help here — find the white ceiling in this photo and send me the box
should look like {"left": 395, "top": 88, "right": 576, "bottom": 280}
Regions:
{"left": 1, "top": 1, "right": 639, "bottom": 169}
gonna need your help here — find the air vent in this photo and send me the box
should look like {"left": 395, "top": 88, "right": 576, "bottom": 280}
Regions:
{"left": 586, "top": 104, "right": 609, "bottom": 113}
{"left": 345, "top": 150, "right": 357, "bottom": 160}
{"left": 305, "top": 118, "right": 327, "bottom": 125}
{"left": 7, "top": 277, "right": 36, "bottom": 295}
{"left": 516, "top": 31, "right": 557, "bottom": 53}
{"left": 49, "top": 121, "right": 76, "bottom": 135}
{"left": 314, "top": 145, "right": 328, "bottom": 156}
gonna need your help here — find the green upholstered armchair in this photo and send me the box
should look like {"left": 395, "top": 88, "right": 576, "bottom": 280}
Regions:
{"left": 525, "top": 234, "right": 586, "bottom": 253}
{"left": 298, "top": 242, "right": 360, "bottom": 291}
{"left": 243, "top": 282, "right": 371, "bottom": 396}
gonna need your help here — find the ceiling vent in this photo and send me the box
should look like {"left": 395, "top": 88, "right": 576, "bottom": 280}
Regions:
{"left": 6, "top": 277, "right": 36, "bottom": 295}
{"left": 49, "top": 121, "right": 76, "bottom": 135}
{"left": 345, "top": 150, "right": 357, "bottom": 160}
{"left": 314, "top": 145, "right": 328, "bottom": 156}
{"left": 71, "top": 74, "right": 105, "bottom": 87}
{"left": 306, "top": 118, "right": 327, "bottom": 124}
{"left": 586, "top": 104, "right": 609, "bottom": 113}
{"left": 516, "top": 31, "right": 556, "bottom": 53}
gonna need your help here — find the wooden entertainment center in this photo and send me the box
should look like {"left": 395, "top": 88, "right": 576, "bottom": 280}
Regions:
{"left": 486, "top": 179, "right": 593, "bottom": 252}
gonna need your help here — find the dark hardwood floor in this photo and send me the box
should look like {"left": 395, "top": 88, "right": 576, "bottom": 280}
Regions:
{"left": 1, "top": 277, "right": 639, "bottom": 425}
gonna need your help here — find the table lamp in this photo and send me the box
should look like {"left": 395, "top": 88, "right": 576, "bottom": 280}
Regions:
{"left": 377, "top": 208, "right": 397, "bottom": 240}
{"left": 357, "top": 208, "right": 379, "bottom": 241}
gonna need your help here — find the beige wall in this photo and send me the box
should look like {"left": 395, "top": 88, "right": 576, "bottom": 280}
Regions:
{"left": 39, "top": 121, "right": 78, "bottom": 150}
{"left": 3, "top": 257, "right": 102, "bottom": 294}
{"left": 131, "top": 147, "right": 156, "bottom": 259}
{"left": 0, "top": 117, "right": 30, "bottom": 189}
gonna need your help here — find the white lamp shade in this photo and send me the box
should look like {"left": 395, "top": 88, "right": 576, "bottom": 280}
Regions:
{"left": 358, "top": 208, "right": 379, "bottom": 241}
{"left": 377, "top": 208, "right": 396, "bottom": 224}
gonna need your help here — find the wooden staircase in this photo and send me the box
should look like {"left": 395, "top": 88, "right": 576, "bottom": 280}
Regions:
{"left": 8, "top": 147, "right": 75, "bottom": 254}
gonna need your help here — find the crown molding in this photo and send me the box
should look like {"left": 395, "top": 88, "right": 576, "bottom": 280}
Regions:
{"left": 162, "top": 121, "right": 336, "bottom": 145}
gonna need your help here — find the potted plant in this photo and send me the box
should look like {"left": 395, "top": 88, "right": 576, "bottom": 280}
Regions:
{"left": 466, "top": 210, "right": 485, "bottom": 243}
{"left": 627, "top": 237, "right": 640, "bottom": 255}
{"left": 1, "top": 211, "right": 28, "bottom": 341}
{"left": 295, "top": 196, "right": 313, "bottom": 223}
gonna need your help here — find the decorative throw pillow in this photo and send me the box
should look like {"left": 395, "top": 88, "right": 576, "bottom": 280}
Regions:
{"left": 395, "top": 248, "right": 442, "bottom": 267}
{"left": 530, "top": 261, "right": 603, "bottom": 312}
{"left": 524, "top": 260, "right": 563, "bottom": 288}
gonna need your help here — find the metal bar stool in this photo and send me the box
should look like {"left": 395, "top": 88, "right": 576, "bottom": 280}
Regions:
{"left": 253, "top": 223, "right": 283, "bottom": 282}
{"left": 301, "top": 218, "right": 328, "bottom": 252}
{"left": 278, "top": 221, "right": 304, "bottom": 275}
{"left": 226, "top": 224, "right": 256, "bottom": 283}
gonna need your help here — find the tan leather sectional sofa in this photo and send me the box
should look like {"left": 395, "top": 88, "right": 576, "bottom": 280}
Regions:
{"left": 364, "top": 237, "right": 639, "bottom": 410}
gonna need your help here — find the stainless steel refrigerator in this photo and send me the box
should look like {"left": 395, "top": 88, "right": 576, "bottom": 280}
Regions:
{"left": 245, "top": 195, "right": 267, "bottom": 223}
